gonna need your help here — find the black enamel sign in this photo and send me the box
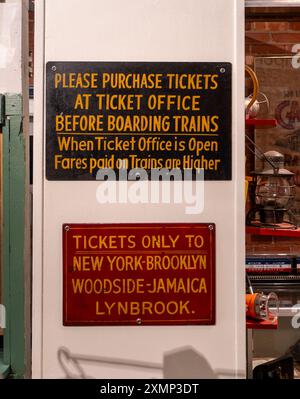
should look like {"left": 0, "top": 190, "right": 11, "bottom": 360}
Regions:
{"left": 46, "top": 62, "right": 232, "bottom": 180}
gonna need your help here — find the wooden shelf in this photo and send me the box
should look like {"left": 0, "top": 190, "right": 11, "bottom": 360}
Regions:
{"left": 246, "top": 317, "right": 278, "bottom": 330}
{"left": 246, "top": 118, "right": 277, "bottom": 128}
{"left": 246, "top": 225, "right": 300, "bottom": 238}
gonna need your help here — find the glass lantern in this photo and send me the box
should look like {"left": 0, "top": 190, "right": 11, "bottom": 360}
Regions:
{"left": 247, "top": 151, "right": 297, "bottom": 228}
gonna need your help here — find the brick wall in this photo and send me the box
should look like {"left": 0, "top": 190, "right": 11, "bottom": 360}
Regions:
{"left": 245, "top": 20, "right": 300, "bottom": 134}
{"left": 246, "top": 21, "right": 300, "bottom": 67}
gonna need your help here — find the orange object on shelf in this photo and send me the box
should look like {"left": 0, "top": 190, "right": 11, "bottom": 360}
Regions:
{"left": 246, "top": 293, "right": 261, "bottom": 319}
{"left": 246, "top": 291, "right": 279, "bottom": 329}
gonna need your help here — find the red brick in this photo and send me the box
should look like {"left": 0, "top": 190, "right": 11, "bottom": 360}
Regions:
{"left": 253, "top": 22, "right": 268, "bottom": 31}
{"left": 245, "top": 55, "right": 254, "bottom": 66}
{"left": 245, "top": 22, "right": 257, "bottom": 31}
{"left": 246, "top": 32, "right": 270, "bottom": 43}
{"left": 272, "top": 43, "right": 292, "bottom": 52}
{"left": 250, "top": 22, "right": 290, "bottom": 32}
{"left": 266, "top": 22, "right": 290, "bottom": 31}
{"left": 251, "top": 44, "right": 287, "bottom": 55}
{"left": 271, "top": 33, "right": 300, "bottom": 43}
{"left": 282, "top": 44, "right": 295, "bottom": 53}
{"left": 245, "top": 77, "right": 253, "bottom": 91}
{"left": 289, "top": 22, "right": 300, "bottom": 31}
{"left": 246, "top": 44, "right": 252, "bottom": 54}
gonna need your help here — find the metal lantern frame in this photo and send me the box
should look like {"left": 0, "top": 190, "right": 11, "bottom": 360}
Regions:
{"left": 246, "top": 143, "right": 297, "bottom": 229}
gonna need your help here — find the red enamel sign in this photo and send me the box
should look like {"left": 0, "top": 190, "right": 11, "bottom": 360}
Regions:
{"left": 63, "top": 223, "right": 215, "bottom": 326}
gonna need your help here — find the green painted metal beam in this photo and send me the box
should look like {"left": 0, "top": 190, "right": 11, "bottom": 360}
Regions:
{"left": 2, "top": 102, "right": 11, "bottom": 374}
{"left": 2, "top": 93, "right": 25, "bottom": 379}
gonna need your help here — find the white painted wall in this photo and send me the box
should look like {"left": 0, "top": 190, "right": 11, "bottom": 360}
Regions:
{"left": 0, "top": 2, "right": 22, "bottom": 93}
{"left": 33, "top": 0, "right": 245, "bottom": 378}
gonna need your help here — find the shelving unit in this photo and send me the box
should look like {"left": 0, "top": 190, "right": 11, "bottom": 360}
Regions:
{"left": 245, "top": 4, "right": 300, "bottom": 378}
{"left": 246, "top": 318, "right": 278, "bottom": 330}
{"left": 247, "top": 226, "right": 300, "bottom": 238}
{"left": 245, "top": 117, "right": 281, "bottom": 331}
{"left": 245, "top": 118, "right": 277, "bottom": 129}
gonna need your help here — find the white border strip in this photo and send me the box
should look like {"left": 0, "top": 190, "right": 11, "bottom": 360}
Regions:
{"left": 246, "top": 0, "right": 300, "bottom": 7}
{"left": 233, "top": 0, "right": 246, "bottom": 378}
{"left": 32, "top": 0, "right": 45, "bottom": 379}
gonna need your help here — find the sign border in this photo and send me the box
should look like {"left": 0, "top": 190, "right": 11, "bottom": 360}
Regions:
{"left": 62, "top": 223, "right": 216, "bottom": 326}
{"left": 46, "top": 61, "right": 232, "bottom": 181}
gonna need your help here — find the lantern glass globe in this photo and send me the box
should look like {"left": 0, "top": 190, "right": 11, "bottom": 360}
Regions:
{"left": 255, "top": 175, "right": 295, "bottom": 210}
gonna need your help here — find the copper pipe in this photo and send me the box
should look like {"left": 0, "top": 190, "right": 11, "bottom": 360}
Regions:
{"left": 245, "top": 65, "right": 259, "bottom": 115}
